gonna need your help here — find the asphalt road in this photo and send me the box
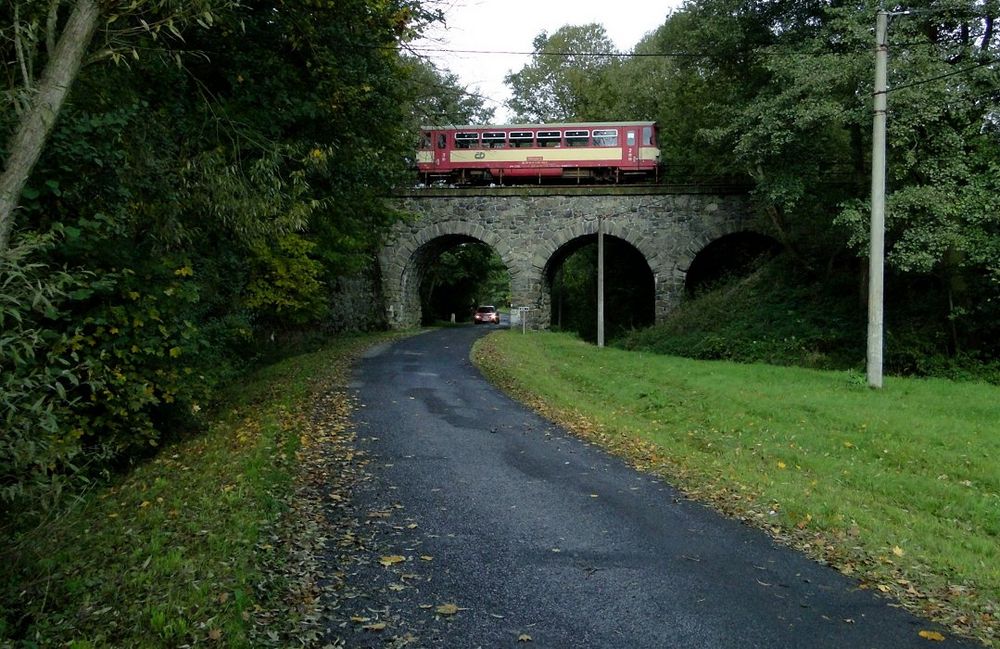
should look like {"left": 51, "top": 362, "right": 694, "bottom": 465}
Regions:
{"left": 335, "top": 325, "right": 972, "bottom": 648}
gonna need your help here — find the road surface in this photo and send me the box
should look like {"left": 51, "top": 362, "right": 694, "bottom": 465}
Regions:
{"left": 331, "top": 325, "right": 970, "bottom": 648}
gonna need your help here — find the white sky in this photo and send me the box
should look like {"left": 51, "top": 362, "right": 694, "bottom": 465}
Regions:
{"left": 414, "top": 0, "right": 684, "bottom": 122}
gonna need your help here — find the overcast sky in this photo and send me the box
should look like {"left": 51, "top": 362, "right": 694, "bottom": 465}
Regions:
{"left": 414, "top": 0, "right": 684, "bottom": 122}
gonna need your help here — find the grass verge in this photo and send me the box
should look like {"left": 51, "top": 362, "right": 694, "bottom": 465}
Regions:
{"left": 474, "top": 330, "right": 999, "bottom": 647}
{"left": 0, "top": 331, "right": 403, "bottom": 648}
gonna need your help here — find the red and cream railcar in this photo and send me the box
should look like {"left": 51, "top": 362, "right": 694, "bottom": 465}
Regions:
{"left": 416, "top": 121, "right": 660, "bottom": 185}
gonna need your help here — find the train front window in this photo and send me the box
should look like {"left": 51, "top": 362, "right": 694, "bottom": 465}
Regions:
{"left": 510, "top": 131, "right": 534, "bottom": 148}
{"left": 419, "top": 132, "right": 432, "bottom": 149}
{"left": 537, "top": 131, "right": 561, "bottom": 148}
{"left": 642, "top": 126, "right": 655, "bottom": 146}
{"left": 455, "top": 133, "right": 479, "bottom": 149}
{"left": 593, "top": 130, "right": 618, "bottom": 147}
{"left": 482, "top": 132, "right": 506, "bottom": 149}
{"left": 626, "top": 131, "right": 636, "bottom": 146}
{"left": 437, "top": 134, "right": 446, "bottom": 149}
{"left": 565, "top": 130, "right": 589, "bottom": 147}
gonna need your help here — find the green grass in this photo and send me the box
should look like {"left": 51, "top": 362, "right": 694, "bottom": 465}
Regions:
{"left": 0, "top": 332, "right": 402, "bottom": 648}
{"left": 475, "top": 331, "right": 1000, "bottom": 646}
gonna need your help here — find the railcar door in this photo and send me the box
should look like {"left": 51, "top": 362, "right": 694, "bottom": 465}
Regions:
{"left": 436, "top": 132, "right": 448, "bottom": 168}
{"left": 624, "top": 128, "right": 638, "bottom": 169}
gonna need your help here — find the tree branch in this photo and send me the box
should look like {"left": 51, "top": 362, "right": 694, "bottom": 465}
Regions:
{"left": 0, "top": 0, "right": 102, "bottom": 253}
{"left": 13, "top": 2, "right": 35, "bottom": 98}
{"left": 47, "top": 0, "right": 62, "bottom": 58}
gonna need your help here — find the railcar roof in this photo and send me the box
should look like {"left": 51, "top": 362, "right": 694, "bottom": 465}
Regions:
{"left": 420, "top": 121, "right": 656, "bottom": 130}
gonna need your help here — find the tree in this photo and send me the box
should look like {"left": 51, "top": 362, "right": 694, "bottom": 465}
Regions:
{"left": 504, "top": 24, "right": 620, "bottom": 122}
{"left": 0, "top": 0, "right": 446, "bottom": 509}
{"left": 0, "top": 0, "right": 234, "bottom": 254}
{"left": 625, "top": 0, "right": 999, "bottom": 362}
{"left": 399, "top": 57, "right": 495, "bottom": 126}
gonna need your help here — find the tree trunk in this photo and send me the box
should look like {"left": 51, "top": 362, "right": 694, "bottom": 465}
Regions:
{"left": 0, "top": 0, "right": 101, "bottom": 254}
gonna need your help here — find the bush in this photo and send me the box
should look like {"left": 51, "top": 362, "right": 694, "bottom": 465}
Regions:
{"left": 1, "top": 235, "right": 219, "bottom": 513}
{"left": 621, "top": 257, "right": 864, "bottom": 370}
{"left": 1, "top": 235, "right": 94, "bottom": 507}
{"left": 622, "top": 254, "right": 998, "bottom": 383}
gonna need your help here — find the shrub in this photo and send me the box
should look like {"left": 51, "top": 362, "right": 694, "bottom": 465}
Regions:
{"left": 1, "top": 235, "right": 93, "bottom": 507}
{"left": 1, "top": 234, "right": 218, "bottom": 513}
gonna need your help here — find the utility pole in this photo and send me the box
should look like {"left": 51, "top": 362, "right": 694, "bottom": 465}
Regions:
{"left": 597, "top": 215, "right": 605, "bottom": 348}
{"left": 867, "top": 9, "right": 889, "bottom": 389}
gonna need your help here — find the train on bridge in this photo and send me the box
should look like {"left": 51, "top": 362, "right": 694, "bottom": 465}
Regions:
{"left": 416, "top": 121, "right": 660, "bottom": 186}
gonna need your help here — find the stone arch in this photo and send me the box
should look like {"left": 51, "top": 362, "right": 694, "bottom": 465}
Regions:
{"left": 674, "top": 226, "right": 773, "bottom": 279}
{"left": 531, "top": 219, "right": 660, "bottom": 280}
{"left": 683, "top": 230, "right": 783, "bottom": 295}
{"left": 530, "top": 224, "right": 657, "bottom": 332}
{"left": 379, "top": 219, "right": 516, "bottom": 328}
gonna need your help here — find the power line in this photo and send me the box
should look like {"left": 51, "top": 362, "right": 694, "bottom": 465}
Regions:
{"left": 403, "top": 45, "right": 708, "bottom": 58}
{"left": 889, "top": 56, "right": 999, "bottom": 92}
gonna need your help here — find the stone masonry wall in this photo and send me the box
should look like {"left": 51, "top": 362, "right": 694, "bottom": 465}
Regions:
{"left": 379, "top": 188, "right": 754, "bottom": 329}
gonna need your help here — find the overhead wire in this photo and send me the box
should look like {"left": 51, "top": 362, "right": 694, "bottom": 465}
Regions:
{"left": 889, "top": 56, "right": 999, "bottom": 92}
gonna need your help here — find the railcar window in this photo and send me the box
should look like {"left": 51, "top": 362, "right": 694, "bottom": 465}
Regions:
{"left": 437, "top": 134, "right": 446, "bottom": 149}
{"left": 538, "top": 130, "right": 561, "bottom": 148}
{"left": 482, "top": 132, "right": 506, "bottom": 149}
{"left": 565, "top": 130, "right": 590, "bottom": 147}
{"left": 593, "top": 130, "right": 618, "bottom": 147}
{"left": 642, "top": 126, "right": 655, "bottom": 146}
{"left": 627, "top": 131, "right": 636, "bottom": 146}
{"left": 510, "top": 131, "right": 534, "bottom": 148}
{"left": 419, "top": 132, "right": 432, "bottom": 149}
{"left": 455, "top": 133, "right": 480, "bottom": 149}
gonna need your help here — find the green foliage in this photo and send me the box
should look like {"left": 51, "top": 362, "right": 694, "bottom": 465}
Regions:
{"left": 550, "top": 238, "right": 654, "bottom": 343}
{"left": 1, "top": 331, "right": 401, "bottom": 647}
{"left": 244, "top": 234, "right": 328, "bottom": 326}
{"left": 622, "top": 256, "right": 864, "bottom": 369}
{"left": 557, "top": 0, "right": 999, "bottom": 370}
{"left": 0, "top": 235, "right": 91, "bottom": 507}
{"left": 623, "top": 251, "right": 998, "bottom": 383}
{"left": 0, "top": 231, "right": 219, "bottom": 510}
{"left": 399, "top": 56, "right": 495, "bottom": 126}
{"left": 421, "top": 243, "right": 509, "bottom": 322}
{"left": 505, "top": 24, "right": 621, "bottom": 122}
{"left": 1, "top": 0, "right": 441, "bottom": 509}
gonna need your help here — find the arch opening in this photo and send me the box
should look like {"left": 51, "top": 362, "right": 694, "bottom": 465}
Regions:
{"left": 685, "top": 231, "right": 782, "bottom": 296}
{"left": 405, "top": 235, "right": 511, "bottom": 325}
{"left": 544, "top": 234, "right": 655, "bottom": 342}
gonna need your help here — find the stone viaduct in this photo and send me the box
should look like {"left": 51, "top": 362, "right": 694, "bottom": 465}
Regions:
{"left": 379, "top": 186, "right": 756, "bottom": 329}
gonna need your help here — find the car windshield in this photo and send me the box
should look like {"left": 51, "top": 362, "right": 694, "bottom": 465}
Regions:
{"left": 476, "top": 306, "right": 496, "bottom": 313}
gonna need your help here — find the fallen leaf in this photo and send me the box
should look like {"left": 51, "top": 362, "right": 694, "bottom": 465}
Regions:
{"left": 918, "top": 630, "right": 945, "bottom": 641}
{"left": 350, "top": 616, "right": 370, "bottom": 623}
{"left": 363, "top": 622, "right": 387, "bottom": 631}
{"left": 379, "top": 555, "right": 406, "bottom": 567}
{"left": 892, "top": 545, "right": 905, "bottom": 557}
{"left": 208, "top": 628, "right": 222, "bottom": 641}
{"left": 518, "top": 634, "right": 533, "bottom": 642}
{"left": 420, "top": 555, "right": 433, "bottom": 561}
{"left": 435, "top": 603, "right": 460, "bottom": 616}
